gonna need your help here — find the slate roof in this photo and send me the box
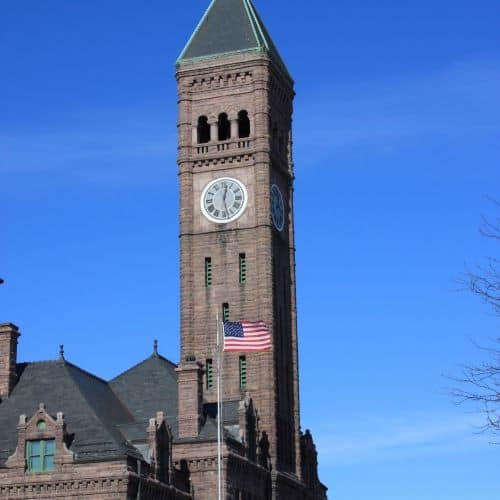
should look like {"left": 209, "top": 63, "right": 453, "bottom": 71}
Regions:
{"left": 0, "top": 352, "right": 243, "bottom": 467}
{"left": 0, "top": 360, "right": 138, "bottom": 466}
{"left": 177, "top": 0, "right": 291, "bottom": 79}
{"left": 109, "top": 352, "right": 179, "bottom": 439}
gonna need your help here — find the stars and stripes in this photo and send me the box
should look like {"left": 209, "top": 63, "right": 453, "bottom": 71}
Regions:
{"left": 223, "top": 321, "right": 272, "bottom": 352}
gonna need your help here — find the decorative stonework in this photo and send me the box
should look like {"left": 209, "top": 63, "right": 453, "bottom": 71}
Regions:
{"left": 193, "top": 152, "right": 254, "bottom": 169}
{"left": 188, "top": 71, "right": 254, "bottom": 92}
{"left": 6, "top": 403, "right": 74, "bottom": 471}
{"left": 0, "top": 476, "right": 128, "bottom": 498}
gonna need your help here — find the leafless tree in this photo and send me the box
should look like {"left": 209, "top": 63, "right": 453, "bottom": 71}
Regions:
{"left": 453, "top": 200, "right": 499, "bottom": 436}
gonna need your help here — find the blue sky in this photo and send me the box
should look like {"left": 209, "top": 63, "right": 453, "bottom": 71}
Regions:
{"left": 1, "top": 1, "right": 499, "bottom": 498}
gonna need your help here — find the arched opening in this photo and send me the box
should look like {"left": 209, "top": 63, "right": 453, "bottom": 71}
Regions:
{"left": 197, "top": 116, "right": 210, "bottom": 144}
{"left": 218, "top": 113, "right": 231, "bottom": 141}
{"left": 238, "top": 110, "right": 250, "bottom": 138}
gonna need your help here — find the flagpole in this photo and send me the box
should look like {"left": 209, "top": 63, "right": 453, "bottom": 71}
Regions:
{"left": 216, "top": 312, "right": 222, "bottom": 500}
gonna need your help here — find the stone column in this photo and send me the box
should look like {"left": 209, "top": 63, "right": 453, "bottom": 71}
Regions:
{"left": 230, "top": 119, "right": 238, "bottom": 140}
{"left": 176, "top": 358, "right": 204, "bottom": 438}
{"left": 210, "top": 122, "right": 218, "bottom": 143}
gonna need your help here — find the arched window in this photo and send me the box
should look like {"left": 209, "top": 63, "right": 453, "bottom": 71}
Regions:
{"left": 197, "top": 116, "right": 210, "bottom": 144}
{"left": 218, "top": 113, "right": 231, "bottom": 141}
{"left": 238, "top": 110, "right": 250, "bottom": 138}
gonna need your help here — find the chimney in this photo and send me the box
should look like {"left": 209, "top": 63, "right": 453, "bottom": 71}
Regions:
{"left": 0, "top": 323, "right": 20, "bottom": 400}
{"left": 175, "top": 356, "right": 204, "bottom": 438}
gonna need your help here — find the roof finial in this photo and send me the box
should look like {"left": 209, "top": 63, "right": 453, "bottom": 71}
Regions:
{"left": 59, "top": 344, "right": 65, "bottom": 360}
{"left": 153, "top": 339, "right": 159, "bottom": 356}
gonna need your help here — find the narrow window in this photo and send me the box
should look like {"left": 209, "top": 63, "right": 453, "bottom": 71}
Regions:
{"left": 205, "top": 257, "right": 212, "bottom": 287}
{"left": 222, "top": 303, "right": 230, "bottom": 322}
{"left": 218, "top": 113, "right": 231, "bottom": 141}
{"left": 239, "top": 356, "right": 247, "bottom": 388}
{"left": 26, "top": 439, "right": 55, "bottom": 473}
{"left": 197, "top": 115, "right": 210, "bottom": 144}
{"left": 272, "top": 125, "right": 278, "bottom": 149}
{"left": 239, "top": 253, "right": 247, "bottom": 284}
{"left": 206, "top": 359, "right": 213, "bottom": 389}
{"left": 238, "top": 110, "right": 250, "bottom": 138}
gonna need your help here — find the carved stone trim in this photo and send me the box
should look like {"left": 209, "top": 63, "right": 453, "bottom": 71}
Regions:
{"left": 193, "top": 153, "right": 254, "bottom": 169}
{"left": 188, "top": 71, "right": 254, "bottom": 92}
{"left": 6, "top": 403, "right": 74, "bottom": 471}
{"left": 0, "top": 476, "right": 129, "bottom": 498}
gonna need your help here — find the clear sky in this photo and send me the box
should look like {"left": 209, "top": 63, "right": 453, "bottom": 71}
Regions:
{"left": 1, "top": 1, "right": 499, "bottom": 498}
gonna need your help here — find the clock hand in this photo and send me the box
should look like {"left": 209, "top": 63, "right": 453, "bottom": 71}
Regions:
{"left": 223, "top": 185, "right": 229, "bottom": 215}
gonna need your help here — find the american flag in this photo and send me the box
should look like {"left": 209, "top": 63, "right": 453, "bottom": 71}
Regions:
{"left": 223, "top": 321, "right": 272, "bottom": 352}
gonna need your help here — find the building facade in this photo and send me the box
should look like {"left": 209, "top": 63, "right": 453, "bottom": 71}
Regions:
{"left": 0, "top": 1, "right": 327, "bottom": 499}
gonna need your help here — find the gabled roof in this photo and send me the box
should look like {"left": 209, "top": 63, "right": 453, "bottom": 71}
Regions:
{"left": 0, "top": 360, "right": 138, "bottom": 466}
{"left": 177, "top": 0, "right": 290, "bottom": 78}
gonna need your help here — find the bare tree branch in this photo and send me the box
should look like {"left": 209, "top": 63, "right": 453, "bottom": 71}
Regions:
{"left": 453, "top": 199, "right": 500, "bottom": 437}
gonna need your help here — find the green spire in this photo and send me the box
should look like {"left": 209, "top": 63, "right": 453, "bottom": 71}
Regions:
{"left": 177, "top": 0, "right": 290, "bottom": 77}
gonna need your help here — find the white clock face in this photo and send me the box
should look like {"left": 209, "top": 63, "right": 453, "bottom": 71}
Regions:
{"left": 271, "top": 184, "right": 285, "bottom": 231}
{"left": 201, "top": 177, "right": 248, "bottom": 224}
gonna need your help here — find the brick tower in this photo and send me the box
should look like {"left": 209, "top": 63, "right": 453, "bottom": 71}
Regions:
{"left": 176, "top": 0, "right": 300, "bottom": 482}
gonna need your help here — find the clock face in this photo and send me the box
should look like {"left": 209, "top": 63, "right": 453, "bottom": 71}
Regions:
{"left": 271, "top": 184, "right": 285, "bottom": 231}
{"left": 201, "top": 177, "right": 248, "bottom": 224}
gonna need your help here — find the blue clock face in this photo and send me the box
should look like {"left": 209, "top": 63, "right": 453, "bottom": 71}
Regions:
{"left": 271, "top": 184, "right": 285, "bottom": 231}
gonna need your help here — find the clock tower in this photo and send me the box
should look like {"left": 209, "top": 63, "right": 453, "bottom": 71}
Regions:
{"left": 176, "top": 0, "right": 308, "bottom": 491}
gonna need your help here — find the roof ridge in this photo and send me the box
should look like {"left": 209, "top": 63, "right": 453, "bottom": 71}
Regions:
{"left": 109, "top": 353, "right": 178, "bottom": 383}
{"left": 63, "top": 360, "right": 110, "bottom": 385}
{"left": 177, "top": 0, "right": 218, "bottom": 62}
{"left": 242, "top": 0, "right": 263, "bottom": 49}
{"left": 62, "top": 363, "right": 133, "bottom": 453}
{"left": 244, "top": 0, "right": 267, "bottom": 50}
{"left": 156, "top": 352, "right": 178, "bottom": 368}
{"left": 245, "top": 0, "right": 292, "bottom": 80}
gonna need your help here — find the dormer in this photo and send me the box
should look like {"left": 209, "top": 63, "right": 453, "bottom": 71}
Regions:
{"left": 6, "top": 403, "right": 73, "bottom": 473}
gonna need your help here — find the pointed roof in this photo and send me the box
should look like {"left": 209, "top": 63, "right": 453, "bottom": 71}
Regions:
{"left": 0, "top": 360, "right": 138, "bottom": 466}
{"left": 177, "top": 0, "right": 290, "bottom": 78}
{"left": 109, "top": 352, "right": 179, "bottom": 436}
